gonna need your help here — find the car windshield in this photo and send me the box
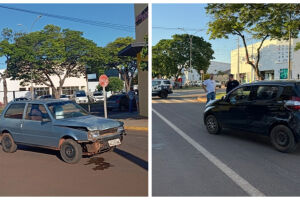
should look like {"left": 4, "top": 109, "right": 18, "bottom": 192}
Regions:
{"left": 60, "top": 95, "right": 67, "bottom": 98}
{"left": 93, "top": 92, "right": 103, "bottom": 96}
{"left": 47, "top": 101, "right": 88, "bottom": 119}
{"left": 152, "top": 81, "right": 161, "bottom": 86}
{"left": 76, "top": 92, "right": 86, "bottom": 97}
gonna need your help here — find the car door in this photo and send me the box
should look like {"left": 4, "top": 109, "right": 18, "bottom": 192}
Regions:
{"left": 20, "top": 103, "right": 56, "bottom": 147}
{"left": 221, "top": 86, "right": 252, "bottom": 130}
{"left": 246, "top": 85, "right": 282, "bottom": 134}
{"left": 1, "top": 103, "right": 26, "bottom": 143}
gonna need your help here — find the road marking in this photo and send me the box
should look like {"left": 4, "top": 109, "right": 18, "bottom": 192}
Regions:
{"left": 152, "top": 108, "right": 265, "bottom": 196}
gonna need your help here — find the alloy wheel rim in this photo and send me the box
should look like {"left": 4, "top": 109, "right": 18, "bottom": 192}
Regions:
{"left": 207, "top": 117, "right": 217, "bottom": 132}
{"left": 65, "top": 145, "right": 75, "bottom": 158}
{"left": 276, "top": 131, "right": 289, "bottom": 146}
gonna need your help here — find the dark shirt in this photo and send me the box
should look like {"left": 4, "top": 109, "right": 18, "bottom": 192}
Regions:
{"left": 226, "top": 80, "right": 239, "bottom": 94}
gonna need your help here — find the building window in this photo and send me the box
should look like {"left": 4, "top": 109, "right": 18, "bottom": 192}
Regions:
{"left": 35, "top": 87, "right": 50, "bottom": 97}
{"left": 19, "top": 88, "right": 26, "bottom": 91}
{"left": 61, "top": 86, "right": 79, "bottom": 95}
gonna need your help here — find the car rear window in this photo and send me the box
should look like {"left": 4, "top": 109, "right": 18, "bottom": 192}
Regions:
{"left": 4, "top": 103, "right": 25, "bottom": 119}
{"left": 163, "top": 81, "right": 171, "bottom": 84}
{"left": 108, "top": 96, "right": 120, "bottom": 100}
{"left": 279, "top": 86, "right": 297, "bottom": 100}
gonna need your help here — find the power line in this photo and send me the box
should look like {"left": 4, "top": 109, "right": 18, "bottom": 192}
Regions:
{"left": 153, "top": 26, "right": 206, "bottom": 32}
{"left": 0, "top": 5, "right": 135, "bottom": 32}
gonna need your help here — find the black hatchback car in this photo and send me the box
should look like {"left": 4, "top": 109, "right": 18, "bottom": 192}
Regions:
{"left": 204, "top": 80, "right": 300, "bottom": 153}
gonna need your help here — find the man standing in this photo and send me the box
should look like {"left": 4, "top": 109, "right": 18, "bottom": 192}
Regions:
{"left": 226, "top": 74, "right": 239, "bottom": 94}
{"left": 202, "top": 74, "right": 216, "bottom": 103}
{"left": 128, "top": 87, "right": 135, "bottom": 113}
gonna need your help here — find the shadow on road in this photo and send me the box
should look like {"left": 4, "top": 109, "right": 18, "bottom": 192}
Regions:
{"left": 113, "top": 148, "right": 148, "bottom": 170}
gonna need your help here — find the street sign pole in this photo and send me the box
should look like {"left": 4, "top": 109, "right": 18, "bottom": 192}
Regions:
{"left": 103, "top": 86, "right": 107, "bottom": 119}
{"left": 99, "top": 74, "right": 109, "bottom": 119}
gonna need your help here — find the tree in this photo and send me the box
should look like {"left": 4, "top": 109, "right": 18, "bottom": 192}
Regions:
{"left": 104, "top": 37, "right": 136, "bottom": 92}
{"left": 295, "top": 42, "right": 300, "bottom": 51}
{"left": 152, "top": 34, "right": 214, "bottom": 80}
{"left": 7, "top": 25, "right": 99, "bottom": 98}
{"left": 97, "top": 77, "right": 123, "bottom": 93}
{"left": 206, "top": 4, "right": 300, "bottom": 80}
{"left": 0, "top": 28, "right": 23, "bottom": 105}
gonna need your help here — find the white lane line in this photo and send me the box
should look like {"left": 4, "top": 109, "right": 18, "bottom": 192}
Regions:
{"left": 152, "top": 108, "right": 265, "bottom": 196}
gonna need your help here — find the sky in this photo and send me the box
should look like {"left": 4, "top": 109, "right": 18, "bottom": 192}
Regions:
{"left": 0, "top": 3, "right": 135, "bottom": 69}
{"left": 152, "top": 4, "right": 240, "bottom": 64}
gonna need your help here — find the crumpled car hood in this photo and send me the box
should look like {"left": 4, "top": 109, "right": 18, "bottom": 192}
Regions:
{"left": 53, "top": 115, "right": 123, "bottom": 131}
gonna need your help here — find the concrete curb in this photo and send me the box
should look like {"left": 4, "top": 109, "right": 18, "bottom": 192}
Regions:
{"left": 196, "top": 97, "right": 206, "bottom": 103}
{"left": 124, "top": 126, "right": 148, "bottom": 131}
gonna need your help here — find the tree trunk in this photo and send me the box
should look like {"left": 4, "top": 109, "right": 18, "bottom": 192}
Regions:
{"left": 51, "top": 86, "right": 60, "bottom": 99}
{"left": 3, "top": 75, "right": 8, "bottom": 106}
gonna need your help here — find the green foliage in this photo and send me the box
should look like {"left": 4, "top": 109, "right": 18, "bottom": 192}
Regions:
{"left": 6, "top": 25, "right": 99, "bottom": 97}
{"left": 295, "top": 42, "right": 300, "bottom": 51}
{"left": 152, "top": 34, "right": 214, "bottom": 79}
{"left": 204, "top": 74, "right": 211, "bottom": 80}
{"left": 206, "top": 4, "right": 300, "bottom": 79}
{"left": 97, "top": 77, "right": 123, "bottom": 92}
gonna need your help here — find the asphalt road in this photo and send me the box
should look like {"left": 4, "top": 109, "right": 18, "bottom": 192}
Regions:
{"left": 0, "top": 130, "right": 148, "bottom": 196}
{"left": 152, "top": 89, "right": 300, "bottom": 196}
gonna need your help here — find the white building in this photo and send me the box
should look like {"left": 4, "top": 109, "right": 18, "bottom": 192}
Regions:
{"left": 231, "top": 38, "right": 300, "bottom": 83}
{"left": 0, "top": 69, "right": 87, "bottom": 103}
{"left": 180, "top": 61, "right": 230, "bottom": 85}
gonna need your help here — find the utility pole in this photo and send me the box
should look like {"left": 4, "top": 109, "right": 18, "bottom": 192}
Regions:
{"left": 288, "top": 17, "right": 292, "bottom": 80}
{"left": 237, "top": 37, "right": 240, "bottom": 82}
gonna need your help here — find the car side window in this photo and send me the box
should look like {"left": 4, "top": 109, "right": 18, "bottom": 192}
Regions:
{"left": 4, "top": 103, "right": 25, "bottom": 119}
{"left": 228, "top": 86, "right": 251, "bottom": 104}
{"left": 253, "top": 86, "right": 279, "bottom": 101}
{"left": 25, "top": 104, "right": 50, "bottom": 122}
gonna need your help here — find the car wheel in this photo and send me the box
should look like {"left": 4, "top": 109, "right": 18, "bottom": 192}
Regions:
{"left": 160, "top": 90, "right": 168, "bottom": 99}
{"left": 1, "top": 133, "right": 17, "bottom": 153}
{"left": 60, "top": 139, "right": 82, "bottom": 164}
{"left": 205, "top": 115, "right": 221, "bottom": 134}
{"left": 270, "top": 125, "right": 297, "bottom": 153}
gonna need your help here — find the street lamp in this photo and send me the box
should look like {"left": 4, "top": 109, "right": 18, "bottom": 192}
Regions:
{"left": 17, "top": 15, "right": 42, "bottom": 100}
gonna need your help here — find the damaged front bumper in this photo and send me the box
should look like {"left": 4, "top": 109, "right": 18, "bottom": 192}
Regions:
{"left": 80, "top": 127, "right": 125, "bottom": 155}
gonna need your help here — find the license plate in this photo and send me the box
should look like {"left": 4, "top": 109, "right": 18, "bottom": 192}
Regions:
{"left": 108, "top": 138, "right": 121, "bottom": 147}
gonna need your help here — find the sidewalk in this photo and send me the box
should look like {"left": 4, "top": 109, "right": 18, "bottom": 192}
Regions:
{"left": 119, "top": 118, "right": 148, "bottom": 132}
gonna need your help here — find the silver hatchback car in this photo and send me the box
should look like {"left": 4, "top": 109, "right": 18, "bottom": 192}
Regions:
{"left": 0, "top": 100, "right": 125, "bottom": 164}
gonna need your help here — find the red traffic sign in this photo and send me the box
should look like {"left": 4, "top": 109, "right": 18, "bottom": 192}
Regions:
{"left": 99, "top": 75, "right": 109, "bottom": 87}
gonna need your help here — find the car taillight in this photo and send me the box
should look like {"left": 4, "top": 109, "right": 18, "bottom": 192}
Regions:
{"left": 285, "top": 96, "right": 300, "bottom": 111}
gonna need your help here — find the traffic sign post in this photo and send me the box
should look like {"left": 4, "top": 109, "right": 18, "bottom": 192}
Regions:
{"left": 99, "top": 75, "right": 109, "bottom": 118}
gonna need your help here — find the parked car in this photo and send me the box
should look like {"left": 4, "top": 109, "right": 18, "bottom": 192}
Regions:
{"left": 37, "top": 95, "right": 53, "bottom": 100}
{"left": 215, "top": 80, "right": 222, "bottom": 88}
{"left": 92, "top": 91, "right": 104, "bottom": 102}
{"left": 0, "top": 100, "right": 125, "bottom": 164}
{"left": 59, "top": 94, "right": 69, "bottom": 101}
{"left": 13, "top": 97, "right": 29, "bottom": 102}
{"left": 107, "top": 94, "right": 136, "bottom": 111}
{"left": 73, "top": 90, "right": 88, "bottom": 104}
{"left": 204, "top": 80, "right": 300, "bottom": 153}
{"left": 152, "top": 79, "right": 173, "bottom": 99}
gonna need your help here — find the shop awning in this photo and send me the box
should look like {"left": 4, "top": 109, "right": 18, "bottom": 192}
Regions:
{"left": 118, "top": 42, "right": 146, "bottom": 57}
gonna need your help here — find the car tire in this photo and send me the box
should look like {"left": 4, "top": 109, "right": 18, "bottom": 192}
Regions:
{"left": 60, "top": 139, "right": 82, "bottom": 164}
{"left": 270, "top": 125, "right": 297, "bottom": 153}
{"left": 160, "top": 90, "right": 168, "bottom": 99}
{"left": 1, "top": 133, "right": 17, "bottom": 153}
{"left": 205, "top": 115, "right": 221, "bottom": 134}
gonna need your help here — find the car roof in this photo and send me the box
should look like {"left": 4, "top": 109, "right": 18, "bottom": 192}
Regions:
{"left": 242, "top": 80, "right": 300, "bottom": 87}
{"left": 152, "top": 79, "right": 170, "bottom": 81}
{"left": 10, "top": 99, "right": 72, "bottom": 104}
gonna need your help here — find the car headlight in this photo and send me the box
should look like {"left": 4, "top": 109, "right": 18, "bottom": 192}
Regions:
{"left": 87, "top": 130, "right": 100, "bottom": 140}
{"left": 117, "top": 126, "right": 125, "bottom": 134}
